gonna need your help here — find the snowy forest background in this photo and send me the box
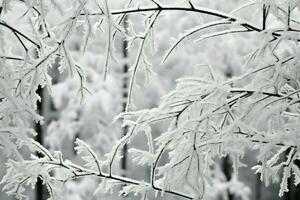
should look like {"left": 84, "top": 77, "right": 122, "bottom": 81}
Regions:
{"left": 1, "top": 0, "right": 300, "bottom": 200}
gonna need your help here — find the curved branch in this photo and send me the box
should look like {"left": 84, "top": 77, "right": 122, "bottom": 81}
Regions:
{"left": 86, "top": 5, "right": 261, "bottom": 32}
{"left": 162, "top": 19, "right": 232, "bottom": 62}
{"left": 126, "top": 11, "right": 161, "bottom": 111}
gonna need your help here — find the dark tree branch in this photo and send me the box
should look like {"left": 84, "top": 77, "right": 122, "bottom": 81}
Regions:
{"left": 83, "top": 5, "right": 262, "bottom": 32}
{"left": 39, "top": 160, "right": 194, "bottom": 200}
{"left": 0, "top": 21, "right": 40, "bottom": 49}
{"left": 0, "top": 55, "right": 24, "bottom": 61}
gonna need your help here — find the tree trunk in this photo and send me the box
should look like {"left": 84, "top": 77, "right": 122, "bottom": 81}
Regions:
{"left": 222, "top": 156, "right": 234, "bottom": 200}
{"left": 121, "top": 15, "right": 129, "bottom": 176}
{"left": 221, "top": 67, "right": 234, "bottom": 200}
{"left": 35, "top": 87, "right": 45, "bottom": 200}
{"left": 255, "top": 173, "right": 261, "bottom": 200}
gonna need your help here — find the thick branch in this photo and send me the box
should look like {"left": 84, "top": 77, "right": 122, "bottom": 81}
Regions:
{"left": 41, "top": 160, "right": 194, "bottom": 199}
{"left": 84, "top": 5, "right": 261, "bottom": 32}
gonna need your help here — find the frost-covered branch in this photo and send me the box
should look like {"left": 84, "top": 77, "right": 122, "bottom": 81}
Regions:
{"left": 2, "top": 139, "right": 194, "bottom": 200}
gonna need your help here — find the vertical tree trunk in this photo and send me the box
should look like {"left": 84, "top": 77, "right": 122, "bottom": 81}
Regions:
{"left": 121, "top": 15, "right": 129, "bottom": 176}
{"left": 35, "top": 87, "right": 45, "bottom": 200}
{"left": 222, "top": 156, "right": 234, "bottom": 200}
{"left": 221, "top": 67, "right": 234, "bottom": 200}
{"left": 34, "top": 63, "right": 59, "bottom": 200}
{"left": 255, "top": 174, "right": 261, "bottom": 200}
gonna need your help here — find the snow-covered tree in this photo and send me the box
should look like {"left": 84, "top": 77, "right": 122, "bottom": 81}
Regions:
{"left": 1, "top": 0, "right": 300, "bottom": 200}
